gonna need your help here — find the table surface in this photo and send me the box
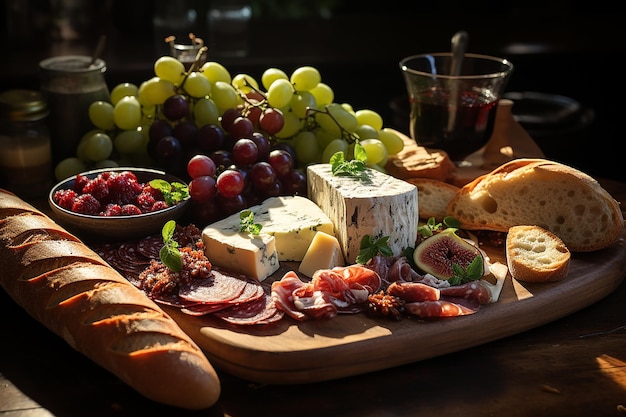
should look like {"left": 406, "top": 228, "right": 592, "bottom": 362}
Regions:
{"left": 1, "top": 178, "right": 625, "bottom": 417}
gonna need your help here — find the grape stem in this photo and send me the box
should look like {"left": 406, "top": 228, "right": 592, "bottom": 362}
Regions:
{"left": 305, "top": 106, "right": 359, "bottom": 144}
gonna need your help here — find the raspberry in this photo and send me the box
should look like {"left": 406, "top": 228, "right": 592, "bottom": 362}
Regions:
{"left": 82, "top": 177, "right": 109, "bottom": 202}
{"left": 142, "top": 184, "right": 164, "bottom": 200}
{"left": 53, "top": 189, "right": 78, "bottom": 210}
{"left": 73, "top": 174, "right": 89, "bottom": 192}
{"left": 150, "top": 200, "right": 169, "bottom": 212}
{"left": 107, "top": 172, "right": 143, "bottom": 205}
{"left": 121, "top": 204, "right": 143, "bottom": 216}
{"left": 101, "top": 203, "right": 122, "bottom": 216}
{"left": 136, "top": 191, "right": 156, "bottom": 212}
{"left": 71, "top": 194, "right": 101, "bottom": 215}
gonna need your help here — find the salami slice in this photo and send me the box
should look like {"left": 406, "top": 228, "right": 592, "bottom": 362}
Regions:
{"left": 179, "top": 270, "right": 247, "bottom": 304}
{"left": 215, "top": 293, "right": 283, "bottom": 325}
{"left": 181, "top": 302, "right": 231, "bottom": 316}
{"left": 137, "top": 235, "right": 163, "bottom": 260}
{"left": 118, "top": 241, "right": 151, "bottom": 265}
{"left": 228, "top": 280, "right": 265, "bottom": 304}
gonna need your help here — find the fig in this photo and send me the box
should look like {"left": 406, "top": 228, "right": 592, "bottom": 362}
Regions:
{"left": 413, "top": 229, "right": 483, "bottom": 280}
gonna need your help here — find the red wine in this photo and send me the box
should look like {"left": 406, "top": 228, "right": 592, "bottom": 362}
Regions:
{"left": 409, "top": 88, "right": 498, "bottom": 161}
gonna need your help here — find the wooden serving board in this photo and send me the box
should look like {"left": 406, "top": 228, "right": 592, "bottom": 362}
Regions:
{"left": 164, "top": 230, "right": 626, "bottom": 385}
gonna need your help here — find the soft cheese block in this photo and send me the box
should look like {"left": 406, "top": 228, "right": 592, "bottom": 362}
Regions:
{"left": 298, "top": 231, "right": 345, "bottom": 278}
{"left": 245, "top": 196, "right": 335, "bottom": 261}
{"left": 201, "top": 226, "right": 279, "bottom": 281}
{"left": 307, "top": 163, "right": 419, "bottom": 264}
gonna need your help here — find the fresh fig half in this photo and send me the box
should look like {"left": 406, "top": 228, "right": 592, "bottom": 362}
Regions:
{"left": 413, "top": 229, "right": 483, "bottom": 280}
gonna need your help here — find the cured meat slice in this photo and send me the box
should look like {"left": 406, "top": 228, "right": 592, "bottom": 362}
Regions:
{"left": 439, "top": 281, "right": 492, "bottom": 304}
{"left": 179, "top": 270, "right": 247, "bottom": 304}
{"left": 215, "top": 293, "right": 284, "bottom": 325}
{"left": 117, "top": 241, "right": 151, "bottom": 265}
{"left": 387, "top": 281, "right": 440, "bottom": 302}
{"left": 136, "top": 235, "right": 163, "bottom": 260}
{"left": 228, "top": 280, "right": 265, "bottom": 304}
{"left": 153, "top": 293, "right": 200, "bottom": 308}
{"left": 405, "top": 300, "right": 478, "bottom": 317}
{"left": 271, "top": 271, "right": 309, "bottom": 321}
{"left": 181, "top": 302, "right": 230, "bottom": 316}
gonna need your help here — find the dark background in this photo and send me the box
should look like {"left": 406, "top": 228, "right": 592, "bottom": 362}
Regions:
{"left": 2, "top": 0, "right": 624, "bottom": 181}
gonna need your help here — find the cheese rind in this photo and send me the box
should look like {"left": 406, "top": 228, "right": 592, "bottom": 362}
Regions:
{"left": 307, "top": 163, "right": 419, "bottom": 264}
{"left": 245, "top": 196, "right": 335, "bottom": 261}
{"left": 298, "top": 231, "right": 345, "bottom": 278}
{"left": 201, "top": 226, "right": 279, "bottom": 281}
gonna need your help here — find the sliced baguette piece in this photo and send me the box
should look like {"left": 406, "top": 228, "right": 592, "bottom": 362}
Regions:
{"left": 506, "top": 225, "right": 571, "bottom": 282}
{"left": 446, "top": 158, "right": 624, "bottom": 252}
{"left": 0, "top": 189, "right": 221, "bottom": 410}
{"left": 405, "top": 178, "right": 460, "bottom": 221}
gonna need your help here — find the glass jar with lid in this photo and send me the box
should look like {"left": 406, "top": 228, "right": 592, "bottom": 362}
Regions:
{"left": 0, "top": 89, "right": 54, "bottom": 198}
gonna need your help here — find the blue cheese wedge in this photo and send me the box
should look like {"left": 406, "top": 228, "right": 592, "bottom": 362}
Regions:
{"left": 201, "top": 226, "right": 279, "bottom": 282}
{"left": 307, "top": 163, "right": 419, "bottom": 264}
{"left": 247, "top": 196, "right": 335, "bottom": 261}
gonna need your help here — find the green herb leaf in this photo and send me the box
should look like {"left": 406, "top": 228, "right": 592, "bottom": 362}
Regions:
{"left": 150, "top": 179, "right": 190, "bottom": 206}
{"left": 239, "top": 210, "right": 262, "bottom": 235}
{"left": 330, "top": 150, "right": 368, "bottom": 179}
{"left": 447, "top": 255, "right": 483, "bottom": 286}
{"left": 159, "top": 220, "right": 182, "bottom": 272}
{"left": 356, "top": 235, "right": 393, "bottom": 264}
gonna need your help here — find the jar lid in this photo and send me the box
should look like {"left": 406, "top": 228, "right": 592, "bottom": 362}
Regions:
{"left": 0, "top": 89, "right": 49, "bottom": 121}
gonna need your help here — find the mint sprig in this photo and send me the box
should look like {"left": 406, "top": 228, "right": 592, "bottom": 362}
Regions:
{"left": 448, "top": 255, "right": 483, "bottom": 286}
{"left": 150, "top": 179, "right": 190, "bottom": 206}
{"left": 159, "top": 220, "right": 182, "bottom": 272}
{"left": 239, "top": 210, "right": 262, "bottom": 235}
{"left": 330, "top": 144, "right": 368, "bottom": 179}
{"left": 356, "top": 235, "right": 393, "bottom": 265}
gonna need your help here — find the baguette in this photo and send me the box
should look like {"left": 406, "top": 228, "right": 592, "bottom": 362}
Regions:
{"left": 446, "top": 159, "right": 624, "bottom": 252}
{"left": 0, "top": 189, "right": 221, "bottom": 410}
{"left": 505, "top": 225, "right": 571, "bottom": 282}
{"left": 404, "top": 178, "right": 460, "bottom": 221}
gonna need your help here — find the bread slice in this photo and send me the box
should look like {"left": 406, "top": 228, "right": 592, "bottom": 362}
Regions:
{"left": 446, "top": 158, "right": 624, "bottom": 252}
{"left": 506, "top": 225, "right": 571, "bottom": 282}
{"left": 384, "top": 130, "right": 456, "bottom": 182}
{"left": 405, "top": 178, "right": 460, "bottom": 221}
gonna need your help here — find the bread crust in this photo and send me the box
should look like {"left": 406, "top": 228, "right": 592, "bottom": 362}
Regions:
{"left": 0, "top": 189, "right": 221, "bottom": 409}
{"left": 405, "top": 178, "right": 460, "bottom": 221}
{"left": 506, "top": 225, "right": 571, "bottom": 282}
{"left": 446, "top": 158, "right": 624, "bottom": 252}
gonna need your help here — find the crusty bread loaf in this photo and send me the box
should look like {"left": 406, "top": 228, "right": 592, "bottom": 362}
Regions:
{"left": 505, "top": 225, "right": 571, "bottom": 282}
{"left": 405, "top": 178, "right": 460, "bottom": 221}
{"left": 446, "top": 158, "right": 624, "bottom": 252}
{"left": 384, "top": 130, "right": 456, "bottom": 182}
{"left": 0, "top": 189, "right": 221, "bottom": 409}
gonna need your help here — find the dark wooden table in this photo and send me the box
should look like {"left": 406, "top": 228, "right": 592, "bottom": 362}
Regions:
{"left": 1, "top": 179, "right": 625, "bottom": 417}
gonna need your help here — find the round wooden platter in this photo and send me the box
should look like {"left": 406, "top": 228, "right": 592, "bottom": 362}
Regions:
{"left": 163, "top": 231, "right": 626, "bottom": 385}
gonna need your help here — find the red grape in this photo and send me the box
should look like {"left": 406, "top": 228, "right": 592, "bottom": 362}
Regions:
{"left": 221, "top": 108, "right": 242, "bottom": 131}
{"left": 249, "top": 161, "right": 277, "bottom": 191}
{"left": 268, "top": 149, "right": 294, "bottom": 177}
{"left": 163, "top": 94, "right": 189, "bottom": 121}
{"left": 282, "top": 169, "right": 307, "bottom": 195}
{"left": 250, "top": 132, "right": 270, "bottom": 160}
{"left": 216, "top": 168, "right": 245, "bottom": 197}
{"left": 156, "top": 136, "right": 182, "bottom": 163}
{"left": 217, "top": 193, "right": 247, "bottom": 216}
{"left": 191, "top": 199, "right": 221, "bottom": 224}
{"left": 232, "top": 138, "right": 259, "bottom": 166}
{"left": 228, "top": 116, "right": 255, "bottom": 139}
{"left": 173, "top": 120, "right": 198, "bottom": 147}
{"left": 210, "top": 150, "right": 234, "bottom": 169}
{"left": 187, "top": 154, "right": 217, "bottom": 179}
{"left": 189, "top": 175, "right": 217, "bottom": 201}
{"left": 259, "top": 108, "right": 285, "bottom": 135}
{"left": 196, "top": 124, "right": 225, "bottom": 152}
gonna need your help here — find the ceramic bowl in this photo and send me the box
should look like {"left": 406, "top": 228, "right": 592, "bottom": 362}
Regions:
{"left": 48, "top": 167, "right": 190, "bottom": 242}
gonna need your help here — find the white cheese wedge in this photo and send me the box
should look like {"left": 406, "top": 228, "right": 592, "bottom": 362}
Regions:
{"left": 201, "top": 226, "right": 279, "bottom": 281}
{"left": 307, "top": 163, "right": 419, "bottom": 264}
{"left": 298, "top": 231, "right": 345, "bottom": 278}
{"left": 245, "top": 196, "right": 335, "bottom": 261}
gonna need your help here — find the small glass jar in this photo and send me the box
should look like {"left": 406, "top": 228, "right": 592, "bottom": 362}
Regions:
{"left": 0, "top": 89, "right": 54, "bottom": 198}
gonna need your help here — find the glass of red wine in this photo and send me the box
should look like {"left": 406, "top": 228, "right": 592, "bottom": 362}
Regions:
{"left": 399, "top": 53, "right": 514, "bottom": 164}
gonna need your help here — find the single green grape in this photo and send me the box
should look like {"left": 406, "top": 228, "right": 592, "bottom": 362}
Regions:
{"left": 114, "top": 128, "right": 145, "bottom": 154}
{"left": 378, "top": 128, "right": 405, "bottom": 155}
{"left": 113, "top": 96, "right": 142, "bottom": 130}
{"left": 354, "top": 124, "right": 379, "bottom": 141}
{"left": 110, "top": 83, "right": 139, "bottom": 106}
{"left": 154, "top": 56, "right": 185, "bottom": 84}
{"left": 83, "top": 132, "right": 113, "bottom": 162}
{"left": 231, "top": 73, "right": 259, "bottom": 95}
{"left": 290, "top": 91, "right": 317, "bottom": 119}
{"left": 88, "top": 101, "right": 115, "bottom": 131}
{"left": 274, "top": 110, "right": 303, "bottom": 139}
{"left": 183, "top": 71, "right": 212, "bottom": 98}
{"left": 293, "top": 130, "right": 322, "bottom": 164}
{"left": 261, "top": 67, "right": 288, "bottom": 90}
{"left": 360, "top": 138, "right": 388, "bottom": 165}
{"left": 211, "top": 81, "right": 241, "bottom": 112}
{"left": 312, "top": 127, "right": 336, "bottom": 150}
{"left": 138, "top": 77, "right": 176, "bottom": 106}
{"left": 267, "top": 78, "right": 294, "bottom": 109}
{"left": 54, "top": 157, "right": 87, "bottom": 181}
{"left": 309, "top": 82, "right": 334, "bottom": 106}
{"left": 194, "top": 97, "right": 220, "bottom": 126}
{"left": 355, "top": 109, "right": 383, "bottom": 131}
{"left": 316, "top": 103, "right": 358, "bottom": 136}
{"left": 322, "top": 138, "right": 348, "bottom": 163}
{"left": 290, "top": 66, "right": 321, "bottom": 91}
{"left": 200, "top": 61, "right": 231, "bottom": 84}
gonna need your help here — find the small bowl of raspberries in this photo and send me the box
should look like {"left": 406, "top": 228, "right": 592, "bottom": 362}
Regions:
{"left": 49, "top": 167, "right": 190, "bottom": 241}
